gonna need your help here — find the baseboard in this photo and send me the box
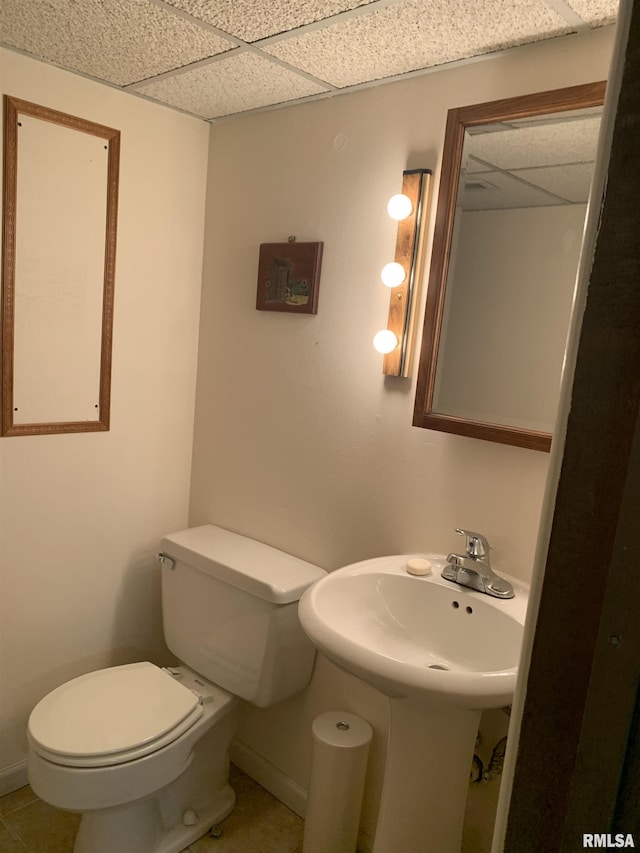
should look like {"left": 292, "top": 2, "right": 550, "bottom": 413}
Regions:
{"left": 0, "top": 759, "right": 28, "bottom": 797}
{"left": 229, "top": 738, "right": 308, "bottom": 819}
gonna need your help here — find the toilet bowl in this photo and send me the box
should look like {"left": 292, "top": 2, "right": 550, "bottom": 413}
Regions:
{"left": 29, "top": 664, "right": 239, "bottom": 853}
{"left": 27, "top": 525, "right": 326, "bottom": 853}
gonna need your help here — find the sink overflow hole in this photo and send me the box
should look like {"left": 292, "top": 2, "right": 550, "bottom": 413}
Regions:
{"left": 466, "top": 606, "right": 473, "bottom": 614}
{"left": 452, "top": 601, "right": 460, "bottom": 609}
{"left": 429, "top": 664, "right": 450, "bottom": 671}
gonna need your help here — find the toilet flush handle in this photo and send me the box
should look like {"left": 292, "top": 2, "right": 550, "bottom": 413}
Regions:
{"left": 157, "top": 552, "right": 176, "bottom": 571}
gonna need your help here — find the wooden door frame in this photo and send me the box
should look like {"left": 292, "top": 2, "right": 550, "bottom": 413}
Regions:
{"left": 502, "top": 2, "right": 640, "bottom": 849}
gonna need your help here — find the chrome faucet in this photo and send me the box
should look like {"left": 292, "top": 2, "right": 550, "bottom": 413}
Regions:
{"left": 442, "top": 528, "right": 514, "bottom": 599}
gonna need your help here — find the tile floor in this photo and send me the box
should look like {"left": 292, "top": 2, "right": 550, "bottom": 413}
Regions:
{"left": 0, "top": 765, "right": 496, "bottom": 852}
{"left": 0, "top": 766, "right": 304, "bottom": 853}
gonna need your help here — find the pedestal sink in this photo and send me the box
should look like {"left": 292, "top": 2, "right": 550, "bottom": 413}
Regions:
{"left": 298, "top": 554, "right": 528, "bottom": 853}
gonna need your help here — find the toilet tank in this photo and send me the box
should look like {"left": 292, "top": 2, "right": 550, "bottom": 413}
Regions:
{"left": 160, "top": 525, "right": 326, "bottom": 707}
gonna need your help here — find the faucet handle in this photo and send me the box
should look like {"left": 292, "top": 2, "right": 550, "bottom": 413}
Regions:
{"left": 455, "top": 528, "right": 490, "bottom": 561}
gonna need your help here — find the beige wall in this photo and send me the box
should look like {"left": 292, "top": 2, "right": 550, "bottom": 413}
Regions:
{"left": 190, "top": 27, "right": 614, "bottom": 845}
{"left": 0, "top": 50, "right": 209, "bottom": 789}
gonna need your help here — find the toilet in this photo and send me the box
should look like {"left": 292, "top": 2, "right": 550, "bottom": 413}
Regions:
{"left": 27, "top": 524, "right": 326, "bottom": 853}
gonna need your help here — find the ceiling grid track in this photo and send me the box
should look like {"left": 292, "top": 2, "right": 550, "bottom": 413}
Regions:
{"left": 544, "top": 0, "right": 590, "bottom": 29}
{"left": 132, "top": 0, "right": 412, "bottom": 91}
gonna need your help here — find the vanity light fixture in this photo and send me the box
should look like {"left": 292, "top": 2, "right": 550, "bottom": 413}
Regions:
{"left": 375, "top": 168, "right": 432, "bottom": 377}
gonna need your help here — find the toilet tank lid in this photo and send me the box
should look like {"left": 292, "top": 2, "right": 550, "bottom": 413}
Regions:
{"left": 161, "top": 525, "right": 326, "bottom": 604}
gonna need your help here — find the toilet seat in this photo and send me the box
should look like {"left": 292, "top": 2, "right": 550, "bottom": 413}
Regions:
{"left": 28, "top": 662, "right": 204, "bottom": 768}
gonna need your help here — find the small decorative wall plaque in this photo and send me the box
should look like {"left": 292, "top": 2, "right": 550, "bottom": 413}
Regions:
{"left": 256, "top": 241, "right": 323, "bottom": 314}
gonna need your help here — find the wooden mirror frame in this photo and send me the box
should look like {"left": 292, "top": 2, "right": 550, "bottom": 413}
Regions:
{"left": 1, "top": 96, "right": 120, "bottom": 437}
{"left": 413, "top": 81, "right": 606, "bottom": 452}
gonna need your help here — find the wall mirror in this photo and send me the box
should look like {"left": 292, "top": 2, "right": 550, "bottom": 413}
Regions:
{"left": 413, "top": 82, "right": 606, "bottom": 452}
{"left": 2, "top": 96, "right": 120, "bottom": 437}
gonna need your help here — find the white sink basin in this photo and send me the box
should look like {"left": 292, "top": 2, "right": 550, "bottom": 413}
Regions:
{"left": 298, "top": 553, "right": 528, "bottom": 709}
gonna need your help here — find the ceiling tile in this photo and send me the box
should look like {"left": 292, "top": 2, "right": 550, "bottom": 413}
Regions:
{"left": 164, "top": 0, "right": 377, "bottom": 42}
{"left": 466, "top": 117, "right": 602, "bottom": 171}
{"left": 565, "top": 0, "right": 618, "bottom": 27}
{"left": 511, "top": 163, "right": 595, "bottom": 203}
{"left": 263, "top": 0, "right": 572, "bottom": 88}
{"left": 460, "top": 171, "right": 566, "bottom": 210}
{"left": 133, "top": 51, "right": 330, "bottom": 118}
{"left": 0, "top": 0, "right": 234, "bottom": 86}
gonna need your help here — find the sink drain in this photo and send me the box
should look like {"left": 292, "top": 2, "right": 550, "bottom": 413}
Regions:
{"left": 429, "top": 664, "right": 450, "bottom": 671}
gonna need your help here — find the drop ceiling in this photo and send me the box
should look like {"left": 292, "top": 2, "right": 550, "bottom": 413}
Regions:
{"left": 460, "top": 109, "right": 602, "bottom": 209}
{"left": 0, "top": 0, "right": 618, "bottom": 122}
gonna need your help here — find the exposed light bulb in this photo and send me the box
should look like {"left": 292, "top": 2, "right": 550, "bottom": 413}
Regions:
{"left": 373, "top": 329, "right": 399, "bottom": 354}
{"left": 381, "top": 262, "right": 406, "bottom": 288}
{"left": 387, "top": 193, "right": 413, "bottom": 221}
